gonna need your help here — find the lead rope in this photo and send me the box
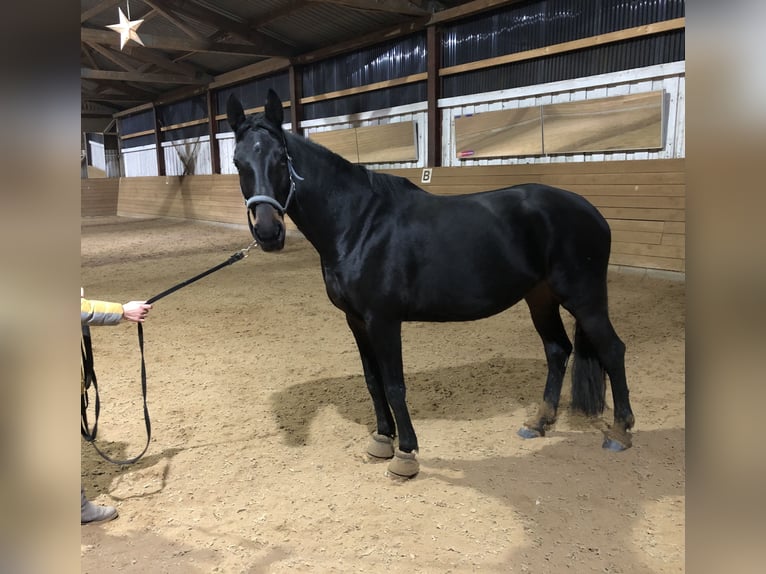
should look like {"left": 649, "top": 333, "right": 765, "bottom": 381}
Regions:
{"left": 81, "top": 241, "right": 257, "bottom": 465}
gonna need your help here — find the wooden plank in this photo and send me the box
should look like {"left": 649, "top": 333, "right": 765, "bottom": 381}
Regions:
{"left": 454, "top": 107, "right": 543, "bottom": 159}
{"left": 210, "top": 57, "right": 291, "bottom": 89}
{"left": 309, "top": 129, "right": 359, "bottom": 162}
{"left": 612, "top": 241, "right": 685, "bottom": 260}
{"left": 408, "top": 170, "right": 685, "bottom": 186}
{"left": 542, "top": 91, "right": 664, "bottom": 154}
{"left": 611, "top": 230, "right": 663, "bottom": 244}
{"left": 584, "top": 196, "right": 685, "bottom": 210}
{"left": 606, "top": 219, "right": 665, "bottom": 233}
{"left": 357, "top": 122, "right": 418, "bottom": 163}
{"left": 563, "top": 184, "right": 684, "bottom": 197}
{"left": 544, "top": 172, "right": 684, "bottom": 186}
{"left": 598, "top": 207, "right": 685, "bottom": 222}
{"left": 86, "top": 166, "right": 107, "bottom": 178}
{"left": 610, "top": 252, "right": 684, "bottom": 272}
{"left": 419, "top": 185, "right": 492, "bottom": 195}
{"left": 299, "top": 73, "right": 427, "bottom": 104}
{"left": 663, "top": 221, "right": 685, "bottom": 234}
{"left": 116, "top": 174, "right": 253, "bottom": 226}
{"left": 81, "top": 178, "right": 119, "bottom": 216}
{"left": 160, "top": 118, "right": 208, "bottom": 132}
{"left": 380, "top": 158, "right": 684, "bottom": 177}
{"left": 661, "top": 234, "right": 685, "bottom": 247}
{"left": 121, "top": 129, "right": 155, "bottom": 140}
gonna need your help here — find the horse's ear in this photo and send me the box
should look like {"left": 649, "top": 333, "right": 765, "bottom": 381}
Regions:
{"left": 227, "top": 94, "right": 246, "bottom": 132}
{"left": 264, "top": 89, "right": 284, "bottom": 128}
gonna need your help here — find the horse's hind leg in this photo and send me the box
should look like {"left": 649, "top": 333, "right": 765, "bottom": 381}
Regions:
{"left": 346, "top": 314, "right": 395, "bottom": 460}
{"left": 569, "top": 305, "right": 634, "bottom": 451}
{"left": 518, "top": 284, "right": 573, "bottom": 439}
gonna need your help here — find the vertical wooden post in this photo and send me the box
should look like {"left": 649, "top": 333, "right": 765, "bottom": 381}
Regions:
{"left": 427, "top": 25, "right": 442, "bottom": 168}
{"left": 153, "top": 104, "right": 166, "bottom": 176}
{"left": 207, "top": 89, "right": 221, "bottom": 174}
{"left": 289, "top": 65, "right": 304, "bottom": 136}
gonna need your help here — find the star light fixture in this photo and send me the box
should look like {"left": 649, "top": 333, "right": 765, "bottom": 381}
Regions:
{"left": 106, "top": 4, "right": 145, "bottom": 50}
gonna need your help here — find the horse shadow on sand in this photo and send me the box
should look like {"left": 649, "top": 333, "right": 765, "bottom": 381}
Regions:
{"left": 271, "top": 356, "right": 602, "bottom": 449}
{"left": 270, "top": 357, "right": 685, "bottom": 573}
{"left": 422, "top": 425, "right": 685, "bottom": 573}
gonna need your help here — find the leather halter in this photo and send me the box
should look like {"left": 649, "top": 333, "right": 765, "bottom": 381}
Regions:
{"left": 245, "top": 159, "right": 303, "bottom": 215}
{"left": 243, "top": 131, "right": 304, "bottom": 241}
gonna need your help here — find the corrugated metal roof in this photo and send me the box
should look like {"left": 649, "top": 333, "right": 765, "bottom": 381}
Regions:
{"left": 80, "top": 0, "right": 514, "bottom": 121}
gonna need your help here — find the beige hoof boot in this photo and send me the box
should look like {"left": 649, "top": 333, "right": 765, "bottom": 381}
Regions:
{"left": 387, "top": 449, "right": 419, "bottom": 478}
{"left": 366, "top": 433, "right": 395, "bottom": 459}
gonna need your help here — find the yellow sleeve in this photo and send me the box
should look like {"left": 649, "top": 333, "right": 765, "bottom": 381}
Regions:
{"left": 81, "top": 298, "right": 124, "bottom": 326}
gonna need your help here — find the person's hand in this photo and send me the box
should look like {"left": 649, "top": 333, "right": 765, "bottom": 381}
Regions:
{"left": 122, "top": 301, "right": 152, "bottom": 323}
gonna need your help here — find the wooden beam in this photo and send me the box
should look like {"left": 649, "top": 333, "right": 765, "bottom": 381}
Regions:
{"left": 314, "top": 0, "right": 433, "bottom": 17}
{"left": 207, "top": 90, "right": 220, "bottom": 174}
{"left": 159, "top": 118, "right": 209, "bottom": 132}
{"left": 143, "top": 0, "right": 209, "bottom": 42}
{"left": 82, "top": 100, "right": 123, "bottom": 116}
{"left": 80, "top": 0, "right": 123, "bottom": 23}
{"left": 81, "top": 44, "right": 99, "bottom": 69}
{"left": 81, "top": 27, "right": 282, "bottom": 56}
{"left": 121, "top": 45, "right": 207, "bottom": 78}
{"left": 427, "top": 25, "right": 441, "bottom": 167}
{"left": 157, "top": 0, "right": 296, "bottom": 55}
{"left": 252, "top": 0, "right": 312, "bottom": 27}
{"left": 154, "top": 106, "right": 166, "bottom": 175}
{"left": 428, "top": 0, "right": 526, "bottom": 25}
{"left": 84, "top": 42, "right": 139, "bottom": 72}
{"left": 82, "top": 80, "right": 159, "bottom": 100}
{"left": 115, "top": 103, "right": 154, "bottom": 119}
{"left": 209, "top": 58, "right": 290, "bottom": 89}
{"left": 120, "top": 129, "right": 156, "bottom": 140}
{"left": 299, "top": 73, "right": 427, "bottom": 104}
{"left": 290, "top": 65, "right": 304, "bottom": 136}
{"left": 154, "top": 85, "right": 209, "bottom": 106}
{"left": 81, "top": 68, "right": 208, "bottom": 84}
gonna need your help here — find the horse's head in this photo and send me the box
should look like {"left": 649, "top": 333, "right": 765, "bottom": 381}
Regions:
{"left": 227, "top": 89, "right": 294, "bottom": 252}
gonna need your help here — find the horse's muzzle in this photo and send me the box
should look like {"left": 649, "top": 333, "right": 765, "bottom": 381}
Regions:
{"left": 251, "top": 203, "right": 285, "bottom": 252}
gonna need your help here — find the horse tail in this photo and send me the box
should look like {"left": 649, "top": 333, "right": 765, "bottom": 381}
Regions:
{"left": 570, "top": 321, "right": 606, "bottom": 415}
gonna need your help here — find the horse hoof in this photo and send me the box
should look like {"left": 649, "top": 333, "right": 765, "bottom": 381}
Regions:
{"left": 387, "top": 449, "right": 419, "bottom": 478}
{"left": 602, "top": 432, "right": 632, "bottom": 451}
{"left": 517, "top": 426, "right": 544, "bottom": 439}
{"left": 366, "top": 433, "right": 395, "bottom": 459}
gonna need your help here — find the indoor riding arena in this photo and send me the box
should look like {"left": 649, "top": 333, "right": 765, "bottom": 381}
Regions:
{"left": 81, "top": 1, "right": 685, "bottom": 572}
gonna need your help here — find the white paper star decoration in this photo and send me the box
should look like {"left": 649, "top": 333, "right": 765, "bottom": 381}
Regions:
{"left": 106, "top": 8, "right": 145, "bottom": 50}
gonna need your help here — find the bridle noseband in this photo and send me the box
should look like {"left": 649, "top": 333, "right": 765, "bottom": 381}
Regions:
{"left": 245, "top": 159, "right": 303, "bottom": 215}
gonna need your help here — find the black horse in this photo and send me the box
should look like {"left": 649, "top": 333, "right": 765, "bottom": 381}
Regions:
{"left": 227, "top": 89, "right": 634, "bottom": 477}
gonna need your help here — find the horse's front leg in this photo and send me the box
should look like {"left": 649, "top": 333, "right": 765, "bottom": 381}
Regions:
{"left": 345, "top": 314, "right": 396, "bottom": 460}
{"left": 365, "top": 317, "right": 420, "bottom": 478}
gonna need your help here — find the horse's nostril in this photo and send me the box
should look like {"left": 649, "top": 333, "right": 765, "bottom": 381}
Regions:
{"left": 254, "top": 222, "right": 283, "bottom": 242}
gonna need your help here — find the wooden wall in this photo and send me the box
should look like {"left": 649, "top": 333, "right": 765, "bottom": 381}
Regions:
{"left": 116, "top": 175, "right": 247, "bottom": 225}
{"left": 81, "top": 178, "right": 119, "bottom": 216}
{"left": 380, "top": 159, "right": 685, "bottom": 273}
{"left": 91, "top": 158, "right": 684, "bottom": 273}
